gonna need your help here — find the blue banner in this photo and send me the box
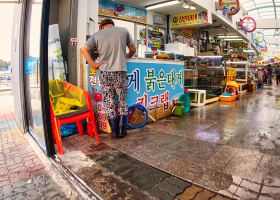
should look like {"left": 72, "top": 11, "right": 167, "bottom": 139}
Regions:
{"left": 127, "top": 61, "right": 184, "bottom": 112}
{"left": 99, "top": 0, "right": 147, "bottom": 24}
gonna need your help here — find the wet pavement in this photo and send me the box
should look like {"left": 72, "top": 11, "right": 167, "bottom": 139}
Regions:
{"left": 62, "top": 84, "right": 280, "bottom": 199}
{"left": 0, "top": 91, "right": 79, "bottom": 200}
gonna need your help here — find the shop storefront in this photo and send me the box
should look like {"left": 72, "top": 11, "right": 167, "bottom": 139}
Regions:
{"left": 12, "top": 0, "right": 259, "bottom": 155}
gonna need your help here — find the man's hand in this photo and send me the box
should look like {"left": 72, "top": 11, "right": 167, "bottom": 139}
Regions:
{"left": 126, "top": 44, "right": 137, "bottom": 58}
{"left": 80, "top": 45, "right": 103, "bottom": 69}
{"left": 91, "top": 61, "right": 104, "bottom": 69}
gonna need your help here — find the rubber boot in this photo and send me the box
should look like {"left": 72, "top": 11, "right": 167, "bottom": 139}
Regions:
{"left": 108, "top": 118, "right": 119, "bottom": 139}
{"left": 118, "top": 115, "right": 127, "bottom": 138}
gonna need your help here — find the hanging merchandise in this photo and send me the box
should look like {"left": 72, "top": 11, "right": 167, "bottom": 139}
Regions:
{"left": 48, "top": 24, "right": 65, "bottom": 80}
{"left": 148, "top": 28, "right": 165, "bottom": 51}
{"left": 241, "top": 17, "right": 256, "bottom": 33}
{"left": 254, "top": 30, "right": 267, "bottom": 49}
{"left": 219, "top": 0, "right": 240, "bottom": 15}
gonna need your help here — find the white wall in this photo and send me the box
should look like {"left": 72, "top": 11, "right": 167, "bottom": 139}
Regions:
{"left": 77, "top": 0, "right": 99, "bottom": 90}
{"left": 11, "top": 3, "right": 25, "bottom": 133}
{"left": 191, "top": 0, "right": 213, "bottom": 11}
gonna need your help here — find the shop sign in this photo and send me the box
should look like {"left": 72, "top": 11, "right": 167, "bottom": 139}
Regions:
{"left": 88, "top": 62, "right": 184, "bottom": 132}
{"left": 241, "top": 17, "right": 256, "bottom": 33}
{"left": 99, "top": 0, "right": 147, "bottom": 24}
{"left": 175, "top": 28, "right": 199, "bottom": 39}
{"left": 219, "top": 0, "right": 240, "bottom": 15}
{"left": 126, "top": 62, "right": 184, "bottom": 114}
{"left": 171, "top": 11, "right": 209, "bottom": 29}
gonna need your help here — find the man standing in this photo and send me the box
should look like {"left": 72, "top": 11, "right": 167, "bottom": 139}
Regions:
{"left": 276, "top": 65, "right": 280, "bottom": 86}
{"left": 80, "top": 18, "right": 136, "bottom": 138}
{"left": 267, "top": 64, "right": 273, "bottom": 85}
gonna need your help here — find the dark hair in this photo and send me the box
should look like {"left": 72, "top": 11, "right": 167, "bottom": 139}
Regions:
{"left": 100, "top": 18, "right": 115, "bottom": 27}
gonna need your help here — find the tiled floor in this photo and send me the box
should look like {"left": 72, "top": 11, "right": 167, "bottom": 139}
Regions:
{"left": 61, "top": 83, "right": 280, "bottom": 199}
{"left": 0, "top": 91, "right": 70, "bottom": 200}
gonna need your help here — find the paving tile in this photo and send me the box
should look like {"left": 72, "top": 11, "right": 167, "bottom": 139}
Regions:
{"left": 174, "top": 185, "right": 203, "bottom": 200}
{"left": 165, "top": 176, "right": 191, "bottom": 190}
{"left": 156, "top": 177, "right": 185, "bottom": 196}
{"left": 261, "top": 186, "right": 280, "bottom": 195}
{"left": 235, "top": 187, "right": 258, "bottom": 199}
{"left": 194, "top": 190, "right": 216, "bottom": 200}
{"left": 240, "top": 179, "right": 261, "bottom": 193}
{"left": 147, "top": 186, "right": 173, "bottom": 200}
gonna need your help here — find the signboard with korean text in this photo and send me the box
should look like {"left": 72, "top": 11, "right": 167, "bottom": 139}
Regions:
{"left": 171, "top": 11, "right": 210, "bottom": 29}
{"left": 99, "top": 0, "right": 147, "bottom": 24}
{"left": 127, "top": 61, "right": 184, "bottom": 120}
{"left": 88, "top": 61, "right": 184, "bottom": 132}
{"left": 219, "top": 0, "right": 240, "bottom": 15}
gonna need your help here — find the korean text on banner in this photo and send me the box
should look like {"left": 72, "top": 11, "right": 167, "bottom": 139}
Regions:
{"left": 171, "top": 11, "right": 209, "bottom": 29}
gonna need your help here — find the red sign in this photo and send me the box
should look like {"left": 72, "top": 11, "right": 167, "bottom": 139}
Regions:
{"left": 219, "top": 0, "right": 240, "bottom": 15}
{"left": 70, "top": 38, "right": 77, "bottom": 46}
{"left": 241, "top": 17, "right": 256, "bottom": 33}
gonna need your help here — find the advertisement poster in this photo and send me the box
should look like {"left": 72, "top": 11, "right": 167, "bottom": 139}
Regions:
{"left": 99, "top": 0, "right": 147, "bottom": 24}
{"left": 219, "top": 0, "right": 240, "bottom": 15}
{"left": 171, "top": 11, "right": 210, "bottom": 28}
{"left": 88, "top": 62, "right": 184, "bottom": 132}
{"left": 48, "top": 24, "right": 65, "bottom": 80}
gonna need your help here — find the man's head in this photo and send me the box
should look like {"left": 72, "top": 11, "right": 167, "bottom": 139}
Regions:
{"left": 99, "top": 18, "right": 115, "bottom": 30}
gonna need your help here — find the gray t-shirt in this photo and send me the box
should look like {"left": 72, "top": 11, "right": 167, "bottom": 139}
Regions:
{"left": 86, "top": 26, "right": 134, "bottom": 72}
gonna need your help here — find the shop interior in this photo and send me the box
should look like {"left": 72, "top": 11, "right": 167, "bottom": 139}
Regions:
{"left": 42, "top": 0, "right": 277, "bottom": 198}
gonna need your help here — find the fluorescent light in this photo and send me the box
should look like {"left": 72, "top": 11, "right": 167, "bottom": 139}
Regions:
{"left": 218, "top": 35, "right": 240, "bottom": 39}
{"left": 224, "top": 38, "right": 244, "bottom": 41}
{"left": 190, "top": 5, "right": 196, "bottom": 10}
{"left": 243, "top": 50, "right": 255, "bottom": 53}
{"left": 146, "top": 0, "right": 180, "bottom": 10}
{"left": 183, "top": 2, "right": 190, "bottom": 9}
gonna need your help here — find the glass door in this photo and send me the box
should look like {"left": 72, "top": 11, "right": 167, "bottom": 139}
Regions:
{"left": 24, "top": 0, "right": 46, "bottom": 149}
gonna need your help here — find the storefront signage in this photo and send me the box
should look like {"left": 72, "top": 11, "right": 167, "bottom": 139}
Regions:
{"left": 99, "top": 0, "right": 147, "bottom": 24}
{"left": 241, "top": 17, "right": 256, "bottom": 33}
{"left": 175, "top": 28, "right": 199, "bottom": 39}
{"left": 126, "top": 62, "right": 184, "bottom": 114}
{"left": 171, "top": 11, "right": 209, "bottom": 28}
{"left": 219, "top": 0, "right": 240, "bottom": 15}
{"left": 88, "top": 62, "right": 184, "bottom": 132}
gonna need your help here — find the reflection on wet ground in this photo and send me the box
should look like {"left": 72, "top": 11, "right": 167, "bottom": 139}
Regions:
{"left": 62, "top": 84, "right": 280, "bottom": 200}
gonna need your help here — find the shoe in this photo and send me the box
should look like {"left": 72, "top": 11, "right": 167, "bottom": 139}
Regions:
{"left": 108, "top": 117, "right": 119, "bottom": 139}
{"left": 118, "top": 115, "right": 127, "bottom": 138}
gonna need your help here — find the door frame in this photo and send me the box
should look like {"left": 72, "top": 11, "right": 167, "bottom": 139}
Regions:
{"left": 22, "top": 0, "right": 55, "bottom": 156}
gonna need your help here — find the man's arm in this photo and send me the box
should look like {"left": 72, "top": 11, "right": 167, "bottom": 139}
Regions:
{"left": 126, "top": 44, "right": 136, "bottom": 58}
{"left": 80, "top": 44, "right": 103, "bottom": 69}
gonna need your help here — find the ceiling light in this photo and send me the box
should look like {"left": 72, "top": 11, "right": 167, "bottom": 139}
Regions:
{"left": 218, "top": 35, "right": 240, "bottom": 38}
{"left": 243, "top": 50, "right": 255, "bottom": 53}
{"left": 146, "top": 0, "right": 180, "bottom": 10}
{"left": 183, "top": 2, "right": 190, "bottom": 9}
{"left": 190, "top": 5, "right": 196, "bottom": 10}
{"left": 224, "top": 38, "right": 244, "bottom": 41}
